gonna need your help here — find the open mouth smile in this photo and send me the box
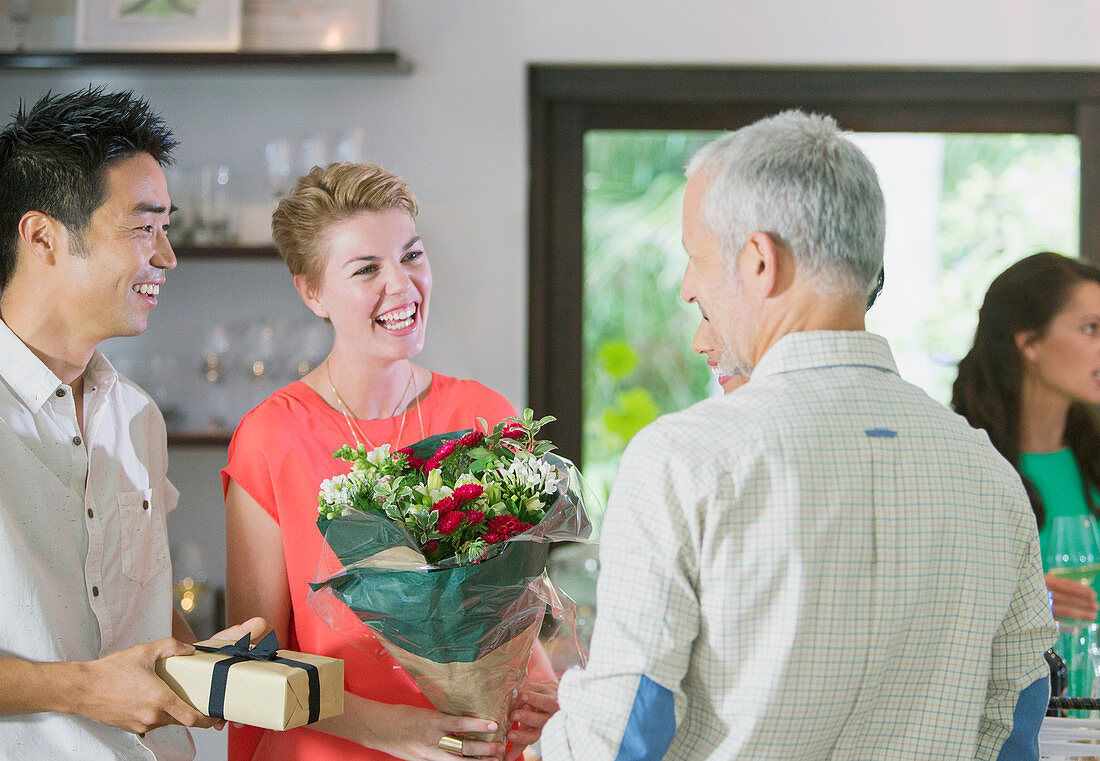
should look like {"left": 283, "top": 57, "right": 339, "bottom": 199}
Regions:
{"left": 132, "top": 282, "right": 162, "bottom": 305}
{"left": 376, "top": 303, "right": 418, "bottom": 332}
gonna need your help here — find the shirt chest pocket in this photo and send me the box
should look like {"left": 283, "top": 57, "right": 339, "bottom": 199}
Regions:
{"left": 117, "top": 489, "right": 170, "bottom": 585}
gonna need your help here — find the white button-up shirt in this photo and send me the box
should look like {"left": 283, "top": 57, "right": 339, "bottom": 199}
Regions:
{"left": 542, "top": 331, "right": 1056, "bottom": 761}
{"left": 0, "top": 318, "right": 192, "bottom": 760}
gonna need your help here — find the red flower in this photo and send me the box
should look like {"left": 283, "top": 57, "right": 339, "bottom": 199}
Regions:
{"left": 483, "top": 532, "right": 503, "bottom": 545}
{"left": 463, "top": 510, "right": 486, "bottom": 526}
{"left": 452, "top": 483, "right": 484, "bottom": 503}
{"left": 393, "top": 447, "right": 426, "bottom": 471}
{"left": 500, "top": 429, "right": 525, "bottom": 441}
{"left": 423, "top": 438, "right": 460, "bottom": 473}
{"left": 438, "top": 511, "right": 462, "bottom": 535}
{"left": 422, "top": 539, "right": 440, "bottom": 554}
{"left": 432, "top": 496, "right": 457, "bottom": 514}
{"left": 458, "top": 431, "right": 484, "bottom": 448}
{"left": 488, "top": 515, "right": 519, "bottom": 533}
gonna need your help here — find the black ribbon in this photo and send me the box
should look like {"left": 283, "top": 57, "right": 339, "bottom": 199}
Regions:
{"left": 194, "top": 632, "right": 321, "bottom": 724}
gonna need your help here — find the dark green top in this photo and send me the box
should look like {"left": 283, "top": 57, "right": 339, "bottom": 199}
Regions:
{"left": 1021, "top": 447, "right": 1100, "bottom": 599}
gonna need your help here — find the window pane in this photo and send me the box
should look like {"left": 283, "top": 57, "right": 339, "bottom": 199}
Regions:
{"left": 856, "top": 133, "right": 1080, "bottom": 403}
{"left": 582, "top": 130, "right": 720, "bottom": 513}
{"left": 582, "top": 130, "right": 1080, "bottom": 510}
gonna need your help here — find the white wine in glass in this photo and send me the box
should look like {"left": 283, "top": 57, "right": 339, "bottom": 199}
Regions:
{"left": 1047, "top": 514, "right": 1100, "bottom": 624}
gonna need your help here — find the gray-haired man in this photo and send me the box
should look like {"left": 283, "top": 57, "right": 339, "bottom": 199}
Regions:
{"left": 538, "top": 111, "right": 1055, "bottom": 761}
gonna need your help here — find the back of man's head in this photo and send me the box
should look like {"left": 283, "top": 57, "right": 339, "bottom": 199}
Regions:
{"left": 686, "top": 110, "right": 885, "bottom": 300}
{"left": 0, "top": 86, "right": 177, "bottom": 291}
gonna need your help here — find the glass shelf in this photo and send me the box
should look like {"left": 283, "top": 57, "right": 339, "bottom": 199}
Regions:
{"left": 173, "top": 245, "right": 279, "bottom": 259}
{"left": 168, "top": 430, "right": 232, "bottom": 447}
{"left": 0, "top": 50, "right": 411, "bottom": 72}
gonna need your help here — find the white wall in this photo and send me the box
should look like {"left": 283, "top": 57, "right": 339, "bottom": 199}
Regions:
{"left": 3, "top": 1, "right": 1100, "bottom": 754}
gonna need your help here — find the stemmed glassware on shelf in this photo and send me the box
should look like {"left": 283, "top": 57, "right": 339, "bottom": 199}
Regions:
{"left": 8, "top": 0, "right": 32, "bottom": 51}
{"left": 1046, "top": 515, "right": 1100, "bottom": 714}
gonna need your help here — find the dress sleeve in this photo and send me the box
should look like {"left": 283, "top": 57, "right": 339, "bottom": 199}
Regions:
{"left": 475, "top": 385, "right": 519, "bottom": 426}
{"left": 443, "top": 380, "right": 518, "bottom": 430}
{"left": 540, "top": 419, "right": 699, "bottom": 761}
{"left": 221, "top": 405, "right": 282, "bottom": 524}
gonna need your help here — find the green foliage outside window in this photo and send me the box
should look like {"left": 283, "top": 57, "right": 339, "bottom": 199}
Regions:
{"left": 583, "top": 130, "right": 1080, "bottom": 506}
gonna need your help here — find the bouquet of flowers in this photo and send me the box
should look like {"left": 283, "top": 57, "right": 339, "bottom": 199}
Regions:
{"left": 307, "top": 410, "right": 593, "bottom": 740}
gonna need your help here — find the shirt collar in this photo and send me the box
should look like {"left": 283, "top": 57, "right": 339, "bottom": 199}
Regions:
{"left": 0, "top": 317, "right": 64, "bottom": 413}
{"left": 84, "top": 349, "right": 120, "bottom": 397}
{"left": 751, "top": 330, "right": 899, "bottom": 381}
{"left": 0, "top": 317, "right": 118, "bottom": 413}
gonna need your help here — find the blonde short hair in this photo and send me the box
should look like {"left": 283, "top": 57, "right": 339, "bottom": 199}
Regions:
{"left": 271, "top": 162, "right": 419, "bottom": 289}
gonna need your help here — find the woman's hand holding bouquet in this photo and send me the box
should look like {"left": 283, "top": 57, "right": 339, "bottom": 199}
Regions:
{"left": 308, "top": 410, "right": 593, "bottom": 752}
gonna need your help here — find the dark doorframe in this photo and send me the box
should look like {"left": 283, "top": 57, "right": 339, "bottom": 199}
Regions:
{"left": 529, "top": 65, "right": 1100, "bottom": 464}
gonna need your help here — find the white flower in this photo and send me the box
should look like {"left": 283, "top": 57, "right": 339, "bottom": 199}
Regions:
{"left": 364, "top": 444, "right": 393, "bottom": 468}
{"left": 320, "top": 474, "right": 353, "bottom": 505}
{"left": 494, "top": 454, "right": 561, "bottom": 497}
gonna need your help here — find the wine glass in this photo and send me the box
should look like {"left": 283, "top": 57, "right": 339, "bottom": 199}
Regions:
{"left": 9, "top": 0, "right": 32, "bottom": 51}
{"left": 1046, "top": 515, "right": 1100, "bottom": 710}
{"left": 1047, "top": 515, "right": 1100, "bottom": 621}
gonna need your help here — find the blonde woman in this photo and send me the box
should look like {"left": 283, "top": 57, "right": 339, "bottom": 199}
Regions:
{"left": 225, "top": 163, "right": 554, "bottom": 761}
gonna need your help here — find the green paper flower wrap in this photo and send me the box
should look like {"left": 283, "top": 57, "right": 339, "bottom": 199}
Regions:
{"left": 307, "top": 416, "right": 594, "bottom": 739}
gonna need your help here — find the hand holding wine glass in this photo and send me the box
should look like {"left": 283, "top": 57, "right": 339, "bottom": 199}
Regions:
{"left": 1046, "top": 515, "right": 1100, "bottom": 625}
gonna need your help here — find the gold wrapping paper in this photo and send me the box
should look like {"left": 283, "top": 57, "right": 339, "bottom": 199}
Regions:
{"left": 155, "top": 638, "right": 344, "bottom": 731}
{"left": 371, "top": 620, "right": 542, "bottom": 742}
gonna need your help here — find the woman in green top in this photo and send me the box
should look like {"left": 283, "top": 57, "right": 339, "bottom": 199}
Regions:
{"left": 953, "top": 252, "right": 1100, "bottom": 621}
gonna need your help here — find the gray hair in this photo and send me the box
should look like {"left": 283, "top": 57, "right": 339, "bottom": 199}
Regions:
{"left": 686, "top": 110, "right": 885, "bottom": 297}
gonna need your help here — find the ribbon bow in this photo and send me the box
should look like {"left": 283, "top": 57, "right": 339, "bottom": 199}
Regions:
{"left": 196, "top": 631, "right": 281, "bottom": 661}
{"left": 193, "top": 631, "right": 320, "bottom": 724}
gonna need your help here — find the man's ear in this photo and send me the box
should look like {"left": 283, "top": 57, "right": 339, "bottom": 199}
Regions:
{"left": 17, "top": 211, "right": 63, "bottom": 267}
{"left": 741, "top": 231, "right": 783, "bottom": 299}
{"left": 294, "top": 273, "right": 330, "bottom": 320}
{"left": 1015, "top": 329, "right": 1039, "bottom": 363}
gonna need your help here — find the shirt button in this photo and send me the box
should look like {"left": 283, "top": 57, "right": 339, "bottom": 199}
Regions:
{"left": 72, "top": 436, "right": 82, "bottom": 446}
{"left": 87, "top": 508, "right": 94, "bottom": 519}
{"left": 142, "top": 500, "right": 149, "bottom": 511}
{"left": 91, "top": 586, "right": 99, "bottom": 597}
{"left": 55, "top": 388, "right": 66, "bottom": 397}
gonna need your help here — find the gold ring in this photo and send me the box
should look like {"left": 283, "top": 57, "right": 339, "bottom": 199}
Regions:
{"left": 438, "top": 734, "right": 464, "bottom": 755}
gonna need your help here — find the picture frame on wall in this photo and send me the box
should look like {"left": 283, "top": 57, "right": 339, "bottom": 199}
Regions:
{"left": 75, "top": 0, "right": 242, "bottom": 51}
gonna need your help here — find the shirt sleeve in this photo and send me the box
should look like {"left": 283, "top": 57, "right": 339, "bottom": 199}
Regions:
{"left": 976, "top": 509, "right": 1058, "bottom": 761}
{"left": 541, "top": 421, "right": 700, "bottom": 761}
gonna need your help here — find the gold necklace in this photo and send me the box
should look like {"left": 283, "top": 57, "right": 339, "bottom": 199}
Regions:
{"left": 326, "top": 360, "right": 426, "bottom": 448}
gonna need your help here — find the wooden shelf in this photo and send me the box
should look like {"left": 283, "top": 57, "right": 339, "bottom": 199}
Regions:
{"left": 0, "top": 50, "right": 411, "bottom": 72}
{"left": 173, "top": 245, "right": 279, "bottom": 259}
{"left": 168, "top": 430, "right": 232, "bottom": 447}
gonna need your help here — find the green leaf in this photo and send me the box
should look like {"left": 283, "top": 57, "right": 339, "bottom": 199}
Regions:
{"left": 597, "top": 340, "right": 640, "bottom": 379}
{"left": 603, "top": 387, "right": 659, "bottom": 442}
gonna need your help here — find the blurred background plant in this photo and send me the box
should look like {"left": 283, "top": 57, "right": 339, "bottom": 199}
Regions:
{"left": 581, "top": 129, "right": 1079, "bottom": 508}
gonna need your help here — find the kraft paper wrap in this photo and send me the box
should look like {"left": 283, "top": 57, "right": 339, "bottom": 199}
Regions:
{"left": 374, "top": 620, "right": 541, "bottom": 743}
{"left": 155, "top": 638, "right": 344, "bottom": 731}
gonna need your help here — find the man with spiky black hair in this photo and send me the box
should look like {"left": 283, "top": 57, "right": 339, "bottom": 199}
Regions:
{"left": 0, "top": 87, "right": 262, "bottom": 760}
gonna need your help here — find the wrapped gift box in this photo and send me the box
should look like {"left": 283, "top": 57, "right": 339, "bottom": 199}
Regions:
{"left": 155, "top": 633, "right": 343, "bottom": 731}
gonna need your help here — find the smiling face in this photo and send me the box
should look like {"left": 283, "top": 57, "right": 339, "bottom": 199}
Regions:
{"left": 680, "top": 172, "right": 759, "bottom": 378}
{"left": 691, "top": 316, "right": 749, "bottom": 394}
{"left": 56, "top": 152, "right": 176, "bottom": 342}
{"left": 304, "top": 208, "right": 431, "bottom": 365}
{"left": 1019, "top": 280, "right": 1100, "bottom": 407}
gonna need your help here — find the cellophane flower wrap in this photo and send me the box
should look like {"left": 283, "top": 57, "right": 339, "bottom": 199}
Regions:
{"left": 307, "top": 411, "right": 593, "bottom": 740}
